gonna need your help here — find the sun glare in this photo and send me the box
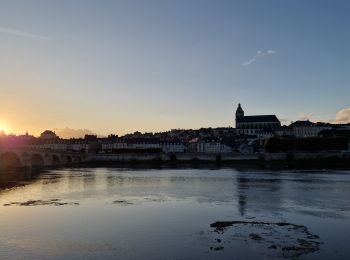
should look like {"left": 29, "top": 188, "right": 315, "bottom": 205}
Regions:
{"left": 0, "top": 121, "right": 10, "bottom": 134}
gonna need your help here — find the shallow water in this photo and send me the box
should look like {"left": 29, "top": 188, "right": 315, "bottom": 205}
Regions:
{"left": 0, "top": 167, "right": 350, "bottom": 259}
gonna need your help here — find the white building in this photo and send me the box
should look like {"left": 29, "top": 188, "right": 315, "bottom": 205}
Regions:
{"left": 66, "top": 140, "right": 89, "bottom": 152}
{"left": 196, "top": 139, "right": 232, "bottom": 154}
{"left": 126, "top": 139, "right": 160, "bottom": 149}
{"left": 290, "top": 121, "right": 332, "bottom": 138}
{"left": 100, "top": 138, "right": 161, "bottom": 152}
{"left": 42, "top": 140, "right": 67, "bottom": 151}
{"left": 100, "top": 139, "right": 127, "bottom": 151}
{"left": 32, "top": 139, "right": 90, "bottom": 152}
{"left": 160, "top": 141, "right": 185, "bottom": 153}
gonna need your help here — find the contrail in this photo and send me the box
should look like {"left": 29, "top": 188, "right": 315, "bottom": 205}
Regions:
{"left": 0, "top": 26, "right": 47, "bottom": 40}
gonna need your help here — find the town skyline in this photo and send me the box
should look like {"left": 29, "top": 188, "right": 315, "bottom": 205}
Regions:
{"left": 1, "top": 1, "right": 350, "bottom": 137}
{"left": 1, "top": 103, "right": 349, "bottom": 139}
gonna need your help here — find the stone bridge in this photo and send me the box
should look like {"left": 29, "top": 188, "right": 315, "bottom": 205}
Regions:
{"left": 0, "top": 147, "right": 88, "bottom": 168}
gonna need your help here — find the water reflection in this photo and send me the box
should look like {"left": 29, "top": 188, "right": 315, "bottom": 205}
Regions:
{"left": 0, "top": 168, "right": 43, "bottom": 190}
{"left": 235, "top": 172, "right": 283, "bottom": 218}
{"left": 237, "top": 176, "right": 248, "bottom": 216}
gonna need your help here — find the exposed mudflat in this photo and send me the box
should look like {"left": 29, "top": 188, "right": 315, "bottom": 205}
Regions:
{"left": 209, "top": 220, "right": 321, "bottom": 258}
{"left": 111, "top": 196, "right": 169, "bottom": 206}
{"left": 3, "top": 199, "right": 79, "bottom": 206}
{"left": 111, "top": 199, "right": 134, "bottom": 206}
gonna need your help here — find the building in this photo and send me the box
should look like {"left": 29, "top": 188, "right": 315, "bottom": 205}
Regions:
{"left": 235, "top": 103, "right": 281, "bottom": 136}
{"left": 274, "top": 125, "right": 294, "bottom": 138}
{"left": 34, "top": 139, "right": 91, "bottom": 153}
{"left": 125, "top": 138, "right": 160, "bottom": 149}
{"left": 188, "top": 138, "right": 232, "bottom": 154}
{"left": 197, "top": 139, "right": 232, "bottom": 153}
{"left": 290, "top": 120, "right": 332, "bottom": 138}
{"left": 159, "top": 141, "right": 186, "bottom": 153}
{"left": 100, "top": 138, "right": 127, "bottom": 151}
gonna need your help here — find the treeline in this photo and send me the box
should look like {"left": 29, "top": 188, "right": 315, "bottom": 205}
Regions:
{"left": 265, "top": 137, "right": 348, "bottom": 152}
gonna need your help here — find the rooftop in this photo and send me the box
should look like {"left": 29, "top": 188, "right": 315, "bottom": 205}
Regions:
{"left": 236, "top": 115, "right": 280, "bottom": 123}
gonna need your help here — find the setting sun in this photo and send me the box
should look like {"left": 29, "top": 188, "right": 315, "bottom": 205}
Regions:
{"left": 0, "top": 120, "right": 10, "bottom": 134}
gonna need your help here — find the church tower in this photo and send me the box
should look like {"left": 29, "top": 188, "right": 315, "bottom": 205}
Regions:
{"left": 235, "top": 103, "right": 244, "bottom": 128}
{"left": 236, "top": 103, "right": 244, "bottom": 118}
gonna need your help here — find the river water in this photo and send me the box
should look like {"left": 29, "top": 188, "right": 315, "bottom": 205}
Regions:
{"left": 0, "top": 167, "right": 350, "bottom": 259}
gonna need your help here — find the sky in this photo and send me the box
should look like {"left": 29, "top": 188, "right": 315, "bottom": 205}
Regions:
{"left": 0, "top": 0, "right": 350, "bottom": 137}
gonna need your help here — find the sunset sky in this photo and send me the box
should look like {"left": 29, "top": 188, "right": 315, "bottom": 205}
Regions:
{"left": 1, "top": 0, "right": 350, "bottom": 137}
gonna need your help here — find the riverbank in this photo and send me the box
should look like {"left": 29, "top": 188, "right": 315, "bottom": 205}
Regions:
{"left": 2, "top": 154, "right": 350, "bottom": 171}
{"left": 81, "top": 157, "right": 350, "bottom": 170}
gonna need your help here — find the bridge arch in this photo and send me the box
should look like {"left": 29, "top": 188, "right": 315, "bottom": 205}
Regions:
{"left": 0, "top": 152, "right": 21, "bottom": 168}
{"left": 31, "top": 154, "right": 45, "bottom": 167}
{"left": 73, "top": 156, "right": 82, "bottom": 164}
{"left": 65, "top": 155, "right": 72, "bottom": 164}
{"left": 52, "top": 154, "right": 60, "bottom": 165}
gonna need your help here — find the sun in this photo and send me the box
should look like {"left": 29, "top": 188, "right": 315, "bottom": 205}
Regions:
{"left": 0, "top": 120, "right": 10, "bottom": 134}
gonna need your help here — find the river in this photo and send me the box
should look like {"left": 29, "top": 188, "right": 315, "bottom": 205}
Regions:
{"left": 1, "top": 167, "right": 350, "bottom": 259}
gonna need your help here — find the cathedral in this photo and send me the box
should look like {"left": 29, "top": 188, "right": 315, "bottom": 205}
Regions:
{"left": 235, "top": 103, "right": 281, "bottom": 135}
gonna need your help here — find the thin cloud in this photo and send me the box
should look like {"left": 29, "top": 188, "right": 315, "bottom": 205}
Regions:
{"left": 0, "top": 26, "right": 47, "bottom": 40}
{"left": 279, "top": 118, "right": 290, "bottom": 123}
{"left": 243, "top": 50, "right": 276, "bottom": 66}
{"left": 54, "top": 128, "right": 96, "bottom": 139}
{"left": 296, "top": 108, "right": 350, "bottom": 124}
{"left": 335, "top": 108, "right": 350, "bottom": 123}
{"left": 298, "top": 113, "right": 314, "bottom": 121}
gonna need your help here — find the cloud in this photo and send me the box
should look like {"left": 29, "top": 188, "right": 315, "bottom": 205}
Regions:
{"left": 296, "top": 108, "right": 350, "bottom": 124}
{"left": 335, "top": 108, "right": 350, "bottom": 123}
{"left": 0, "top": 26, "right": 47, "bottom": 40}
{"left": 53, "top": 128, "right": 96, "bottom": 139}
{"left": 279, "top": 118, "right": 290, "bottom": 123}
{"left": 298, "top": 113, "right": 314, "bottom": 121}
{"left": 243, "top": 50, "right": 276, "bottom": 66}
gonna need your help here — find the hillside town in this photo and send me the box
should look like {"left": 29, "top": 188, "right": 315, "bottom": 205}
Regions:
{"left": 1, "top": 104, "right": 350, "bottom": 161}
